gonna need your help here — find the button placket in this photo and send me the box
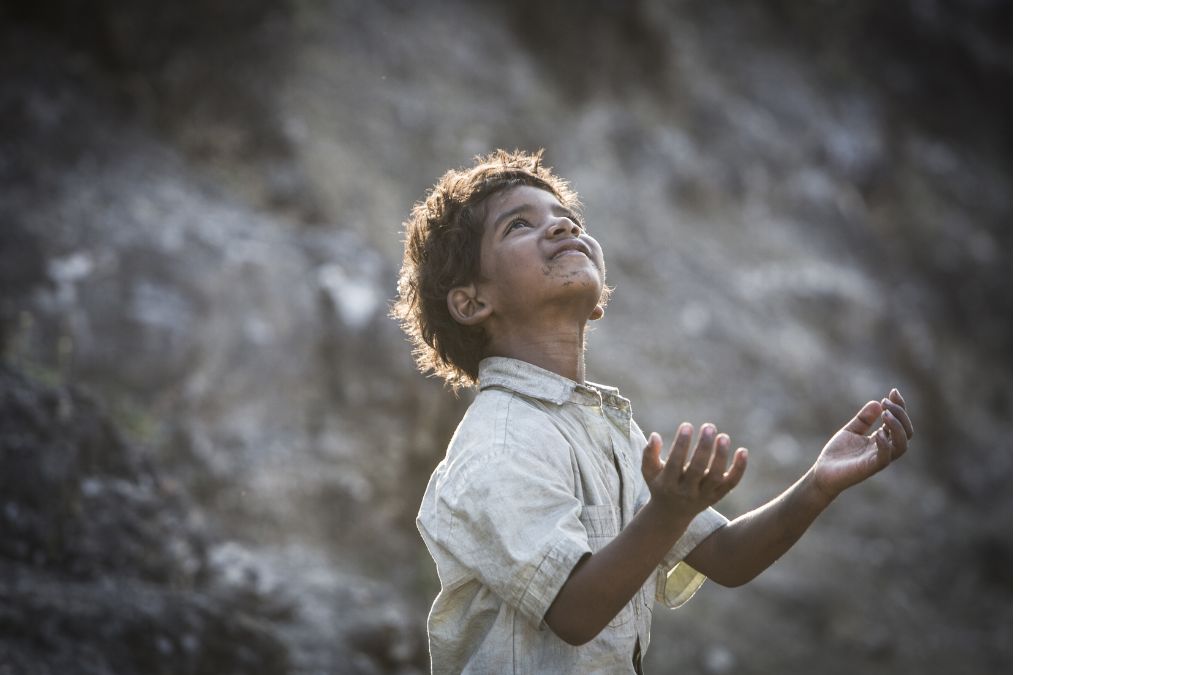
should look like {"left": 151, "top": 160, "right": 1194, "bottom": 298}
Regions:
{"left": 578, "top": 406, "right": 620, "bottom": 506}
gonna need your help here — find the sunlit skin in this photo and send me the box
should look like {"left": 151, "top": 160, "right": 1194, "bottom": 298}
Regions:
{"left": 447, "top": 184, "right": 915, "bottom": 646}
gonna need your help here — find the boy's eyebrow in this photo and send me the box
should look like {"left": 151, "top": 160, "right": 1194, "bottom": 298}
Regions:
{"left": 550, "top": 204, "right": 577, "bottom": 219}
{"left": 490, "top": 204, "right": 532, "bottom": 231}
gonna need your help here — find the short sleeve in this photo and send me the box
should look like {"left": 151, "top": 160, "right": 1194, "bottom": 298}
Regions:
{"left": 434, "top": 396, "right": 592, "bottom": 627}
{"left": 655, "top": 507, "right": 728, "bottom": 608}
{"left": 628, "top": 420, "right": 731, "bottom": 609}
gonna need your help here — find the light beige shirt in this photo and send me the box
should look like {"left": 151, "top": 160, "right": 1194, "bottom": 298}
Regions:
{"left": 416, "top": 357, "right": 729, "bottom": 674}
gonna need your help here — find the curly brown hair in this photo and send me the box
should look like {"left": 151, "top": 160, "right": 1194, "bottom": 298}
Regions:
{"left": 391, "top": 149, "right": 601, "bottom": 389}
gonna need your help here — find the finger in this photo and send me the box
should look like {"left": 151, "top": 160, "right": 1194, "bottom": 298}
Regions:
{"left": 641, "top": 432, "right": 664, "bottom": 482}
{"left": 888, "top": 388, "right": 906, "bottom": 409}
{"left": 842, "top": 401, "right": 883, "bottom": 436}
{"left": 882, "top": 399, "right": 914, "bottom": 439}
{"left": 882, "top": 410, "right": 908, "bottom": 459}
{"left": 871, "top": 427, "right": 895, "bottom": 469}
{"left": 663, "top": 423, "right": 693, "bottom": 478}
{"left": 698, "top": 434, "right": 731, "bottom": 492}
{"left": 713, "top": 448, "right": 749, "bottom": 499}
{"left": 683, "top": 425, "right": 718, "bottom": 488}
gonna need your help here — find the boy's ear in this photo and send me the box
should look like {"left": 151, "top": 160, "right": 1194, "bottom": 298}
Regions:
{"left": 589, "top": 305, "right": 604, "bottom": 321}
{"left": 447, "top": 284, "right": 492, "bottom": 326}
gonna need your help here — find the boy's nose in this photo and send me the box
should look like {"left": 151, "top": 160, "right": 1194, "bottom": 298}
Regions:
{"left": 546, "top": 217, "right": 582, "bottom": 239}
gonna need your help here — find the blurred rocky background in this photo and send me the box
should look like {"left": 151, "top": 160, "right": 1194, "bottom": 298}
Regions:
{"left": 0, "top": 0, "right": 1010, "bottom": 673}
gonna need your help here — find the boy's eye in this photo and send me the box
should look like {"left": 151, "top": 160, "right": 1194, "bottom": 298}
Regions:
{"left": 505, "top": 219, "right": 531, "bottom": 234}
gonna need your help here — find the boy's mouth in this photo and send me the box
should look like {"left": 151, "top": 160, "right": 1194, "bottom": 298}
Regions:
{"left": 550, "top": 240, "right": 591, "bottom": 261}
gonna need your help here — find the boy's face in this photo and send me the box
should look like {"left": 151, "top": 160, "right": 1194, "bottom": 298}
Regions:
{"left": 473, "top": 184, "right": 606, "bottom": 324}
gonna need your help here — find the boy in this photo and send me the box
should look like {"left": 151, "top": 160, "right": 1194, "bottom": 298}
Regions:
{"left": 393, "top": 150, "right": 913, "bottom": 673}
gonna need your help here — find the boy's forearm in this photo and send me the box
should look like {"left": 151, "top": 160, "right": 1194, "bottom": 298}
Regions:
{"left": 686, "top": 467, "right": 834, "bottom": 587}
{"left": 543, "top": 500, "right": 693, "bottom": 646}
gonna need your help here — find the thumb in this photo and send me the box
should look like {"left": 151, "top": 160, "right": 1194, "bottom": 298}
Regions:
{"left": 842, "top": 400, "right": 883, "bottom": 436}
{"left": 642, "top": 432, "right": 664, "bottom": 481}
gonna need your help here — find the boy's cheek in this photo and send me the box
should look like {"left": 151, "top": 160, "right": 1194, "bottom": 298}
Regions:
{"left": 586, "top": 238, "right": 606, "bottom": 273}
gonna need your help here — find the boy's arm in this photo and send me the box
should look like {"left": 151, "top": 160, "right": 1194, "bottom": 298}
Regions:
{"left": 543, "top": 423, "right": 747, "bottom": 646}
{"left": 685, "top": 389, "right": 914, "bottom": 587}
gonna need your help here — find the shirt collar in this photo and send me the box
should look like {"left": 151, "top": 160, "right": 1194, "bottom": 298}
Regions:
{"left": 477, "top": 356, "right": 632, "bottom": 415}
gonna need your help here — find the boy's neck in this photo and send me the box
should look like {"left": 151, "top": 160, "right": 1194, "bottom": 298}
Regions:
{"left": 485, "top": 322, "right": 588, "bottom": 384}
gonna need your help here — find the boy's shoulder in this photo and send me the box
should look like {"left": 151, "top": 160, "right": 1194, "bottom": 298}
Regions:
{"left": 455, "top": 385, "right": 557, "bottom": 437}
{"left": 445, "top": 386, "right": 571, "bottom": 466}
{"left": 423, "top": 387, "right": 576, "bottom": 514}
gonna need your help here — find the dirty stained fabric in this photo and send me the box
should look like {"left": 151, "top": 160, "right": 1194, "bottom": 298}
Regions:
{"left": 416, "top": 356, "right": 729, "bottom": 674}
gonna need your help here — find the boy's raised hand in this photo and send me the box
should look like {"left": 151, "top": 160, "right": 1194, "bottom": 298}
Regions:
{"left": 642, "top": 423, "right": 748, "bottom": 522}
{"left": 812, "top": 388, "right": 914, "bottom": 501}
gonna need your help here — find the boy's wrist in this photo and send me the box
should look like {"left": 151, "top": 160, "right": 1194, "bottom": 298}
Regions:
{"left": 799, "top": 468, "right": 838, "bottom": 510}
{"left": 640, "top": 497, "right": 701, "bottom": 533}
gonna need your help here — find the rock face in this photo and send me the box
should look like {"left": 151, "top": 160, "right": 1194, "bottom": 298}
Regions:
{"left": 0, "top": 365, "right": 287, "bottom": 674}
{"left": 1, "top": 1, "right": 1010, "bottom": 673}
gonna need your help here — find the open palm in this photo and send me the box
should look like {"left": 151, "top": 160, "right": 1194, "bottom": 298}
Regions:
{"left": 812, "top": 389, "right": 914, "bottom": 501}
